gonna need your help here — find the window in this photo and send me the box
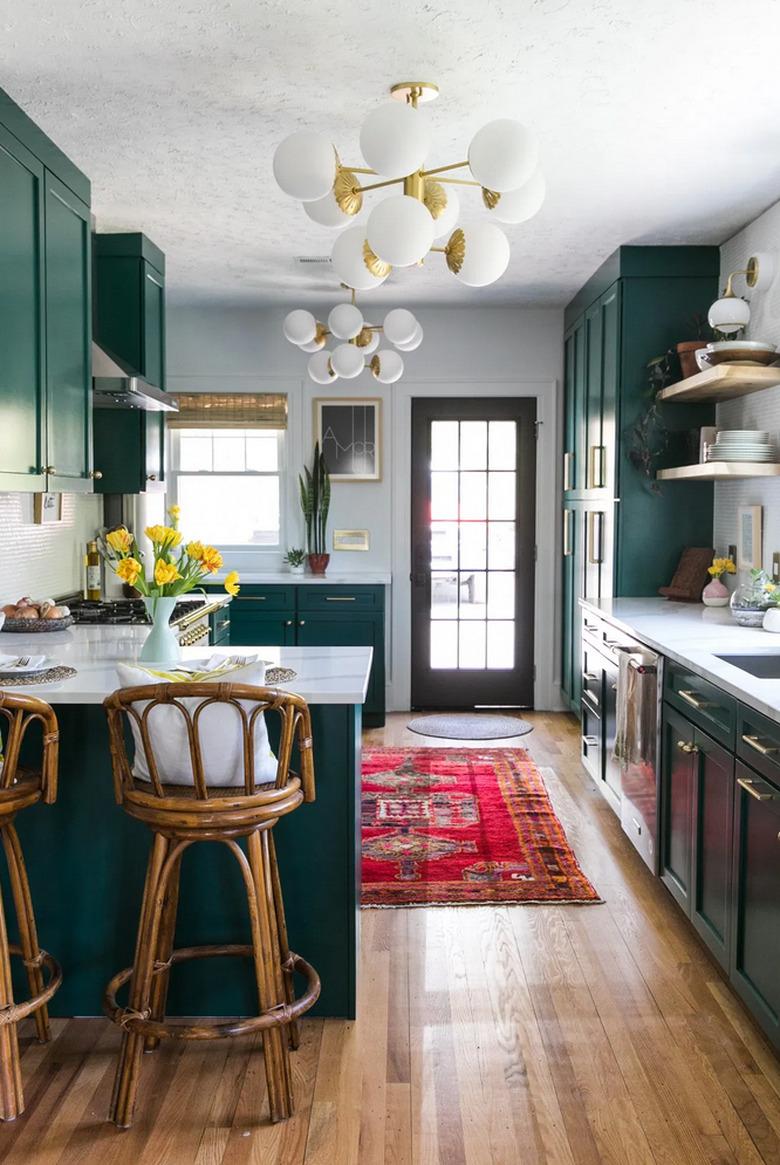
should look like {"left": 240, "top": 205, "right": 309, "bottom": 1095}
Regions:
{"left": 168, "top": 428, "right": 284, "bottom": 548}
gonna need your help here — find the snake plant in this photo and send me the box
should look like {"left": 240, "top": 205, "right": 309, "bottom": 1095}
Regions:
{"left": 298, "top": 442, "right": 331, "bottom": 555}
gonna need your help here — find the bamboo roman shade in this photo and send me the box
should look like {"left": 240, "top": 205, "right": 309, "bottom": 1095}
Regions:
{"left": 167, "top": 393, "right": 288, "bottom": 430}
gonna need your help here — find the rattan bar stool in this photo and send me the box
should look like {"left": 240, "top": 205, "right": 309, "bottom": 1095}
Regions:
{"left": 102, "top": 682, "right": 321, "bottom": 1130}
{"left": 0, "top": 692, "right": 63, "bottom": 1121}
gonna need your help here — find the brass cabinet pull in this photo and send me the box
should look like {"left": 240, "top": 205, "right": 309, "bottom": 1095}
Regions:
{"left": 582, "top": 735, "right": 599, "bottom": 747}
{"left": 563, "top": 509, "right": 573, "bottom": 557}
{"left": 741, "top": 733, "right": 780, "bottom": 757}
{"left": 588, "top": 445, "right": 606, "bottom": 489}
{"left": 676, "top": 739, "right": 699, "bottom": 754}
{"left": 563, "top": 451, "right": 575, "bottom": 491}
{"left": 234, "top": 596, "right": 266, "bottom": 601}
{"left": 220, "top": 619, "right": 230, "bottom": 630}
{"left": 737, "top": 776, "right": 779, "bottom": 802}
{"left": 587, "top": 511, "right": 604, "bottom": 565}
{"left": 678, "top": 688, "right": 715, "bottom": 711}
{"left": 583, "top": 671, "right": 599, "bottom": 682}
{"left": 325, "top": 596, "right": 356, "bottom": 602}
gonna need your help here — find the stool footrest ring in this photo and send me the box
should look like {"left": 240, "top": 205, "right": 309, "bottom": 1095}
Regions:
{"left": 104, "top": 943, "right": 320, "bottom": 1041}
{"left": 0, "top": 945, "right": 62, "bottom": 1027}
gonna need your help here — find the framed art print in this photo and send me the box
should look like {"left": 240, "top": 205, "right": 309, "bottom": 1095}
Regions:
{"left": 314, "top": 398, "right": 382, "bottom": 481}
{"left": 737, "top": 505, "right": 762, "bottom": 571}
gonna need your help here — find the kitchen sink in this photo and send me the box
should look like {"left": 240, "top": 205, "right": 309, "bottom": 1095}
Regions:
{"left": 716, "top": 653, "right": 780, "bottom": 679}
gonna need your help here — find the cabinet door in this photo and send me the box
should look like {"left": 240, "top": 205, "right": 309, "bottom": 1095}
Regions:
{"left": 691, "top": 729, "right": 734, "bottom": 968}
{"left": 144, "top": 410, "right": 165, "bottom": 488}
{"left": 584, "top": 300, "right": 603, "bottom": 490}
{"left": 296, "top": 614, "right": 384, "bottom": 725}
{"left": 44, "top": 173, "right": 92, "bottom": 491}
{"left": 599, "top": 285, "right": 620, "bottom": 497}
{"left": 93, "top": 408, "right": 164, "bottom": 494}
{"left": 561, "top": 505, "right": 577, "bottom": 706}
{"left": 142, "top": 263, "right": 165, "bottom": 388}
{"left": 660, "top": 705, "right": 696, "bottom": 912}
{"left": 730, "top": 761, "right": 780, "bottom": 1050}
{"left": 0, "top": 127, "right": 45, "bottom": 491}
{"left": 563, "top": 320, "right": 585, "bottom": 493}
{"left": 229, "top": 611, "right": 295, "bottom": 648}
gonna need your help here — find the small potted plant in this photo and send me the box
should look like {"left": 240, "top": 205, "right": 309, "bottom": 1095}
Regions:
{"left": 676, "top": 314, "right": 711, "bottom": 379}
{"left": 283, "top": 548, "right": 306, "bottom": 575}
{"left": 730, "top": 568, "right": 774, "bottom": 627}
{"left": 298, "top": 442, "right": 331, "bottom": 575}
{"left": 702, "top": 555, "right": 736, "bottom": 606}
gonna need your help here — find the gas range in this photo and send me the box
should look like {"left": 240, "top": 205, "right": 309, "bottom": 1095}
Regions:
{"left": 68, "top": 598, "right": 200, "bottom": 626}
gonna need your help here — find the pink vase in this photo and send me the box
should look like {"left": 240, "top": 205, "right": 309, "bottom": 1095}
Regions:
{"left": 702, "top": 577, "right": 729, "bottom": 607}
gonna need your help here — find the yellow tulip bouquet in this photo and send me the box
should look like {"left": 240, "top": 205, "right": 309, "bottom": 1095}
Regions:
{"left": 103, "top": 505, "right": 240, "bottom": 598}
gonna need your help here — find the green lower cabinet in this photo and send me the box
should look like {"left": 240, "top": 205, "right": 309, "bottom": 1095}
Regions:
{"left": 730, "top": 760, "right": 780, "bottom": 1049}
{"left": 660, "top": 705, "right": 696, "bottom": 913}
{"left": 231, "top": 611, "right": 296, "bottom": 648}
{"left": 92, "top": 408, "right": 164, "bottom": 493}
{"left": 297, "top": 614, "right": 384, "bottom": 727}
{"left": 691, "top": 729, "right": 733, "bottom": 967}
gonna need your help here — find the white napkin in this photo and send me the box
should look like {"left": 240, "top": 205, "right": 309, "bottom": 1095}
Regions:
{"left": 0, "top": 654, "right": 48, "bottom": 671}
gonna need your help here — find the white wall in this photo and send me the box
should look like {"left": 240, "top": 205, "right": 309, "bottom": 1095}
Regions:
{"left": 167, "top": 304, "right": 564, "bottom": 710}
{"left": 0, "top": 493, "right": 102, "bottom": 602}
{"left": 715, "top": 198, "right": 780, "bottom": 566}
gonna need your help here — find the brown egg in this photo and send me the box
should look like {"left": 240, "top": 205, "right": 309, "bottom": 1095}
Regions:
{"left": 43, "top": 605, "right": 66, "bottom": 619}
{"left": 2, "top": 604, "right": 19, "bottom": 618}
{"left": 16, "top": 607, "right": 38, "bottom": 620}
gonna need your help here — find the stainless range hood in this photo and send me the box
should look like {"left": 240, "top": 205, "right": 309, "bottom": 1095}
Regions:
{"left": 92, "top": 342, "right": 178, "bottom": 412}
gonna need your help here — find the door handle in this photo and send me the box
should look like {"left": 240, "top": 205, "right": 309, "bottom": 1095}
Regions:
{"left": 737, "top": 776, "right": 779, "bottom": 802}
{"left": 741, "top": 733, "right": 780, "bottom": 756}
{"left": 563, "top": 451, "right": 575, "bottom": 491}
{"left": 676, "top": 740, "right": 699, "bottom": 754}
{"left": 678, "top": 689, "right": 715, "bottom": 711}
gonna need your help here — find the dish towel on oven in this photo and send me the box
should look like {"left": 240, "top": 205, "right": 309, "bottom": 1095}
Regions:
{"left": 613, "top": 651, "right": 654, "bottom": 767}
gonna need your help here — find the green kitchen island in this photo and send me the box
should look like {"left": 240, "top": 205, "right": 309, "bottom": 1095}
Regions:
{"left": 0, "top": 626, "right": 369, "bottom": 1019}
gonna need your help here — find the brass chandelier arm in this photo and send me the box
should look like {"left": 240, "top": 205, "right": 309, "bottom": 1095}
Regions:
{"left": 435, "top": 177, "right": 481, "bottom": 187}
{"left": 342, "top": 166, "right": 377, "bottom": 175}
{"left": 352, "top": 175, "right": 407, "bottom": 195}
{"left": 419, "top": 160, "right": 470, "bottom": 178}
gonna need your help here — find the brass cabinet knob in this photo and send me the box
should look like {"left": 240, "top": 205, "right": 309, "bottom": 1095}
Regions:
{"left": 285, "top": 620, "right": 293, "bottom": 627}
{"left": 299, "top": 620, "right": 306, "bottom": 627}
{"left": 147, "top": 473, "right": 158, "bottom": 481}
{"left": 90, "top": 470, "right": 103, "bottom": 480}
{"left": 43, "top": 465, "right": 56, "bottom": 474}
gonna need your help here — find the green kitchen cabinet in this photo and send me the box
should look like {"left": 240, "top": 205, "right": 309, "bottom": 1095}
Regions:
{"left": 94, "top": 233, "right": 166, "bottom": 388}
{"left": 660, "top": 704, "right": 696, "bottom": 914}
{"left": 297, "top": 614, "right": 385, "bottom": 724}
{"left": 0, "top": 88, "right": 93, "bottom": 493}
{"left": 561, "top": 246, "right": 719, "bottom": 710}
{"left": 92, "top": 408, "right": 165, "bottom": 494}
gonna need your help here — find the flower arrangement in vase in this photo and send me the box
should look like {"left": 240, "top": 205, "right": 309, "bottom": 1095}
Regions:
{"left": 298, "top": 442, "right": 331, "bottom": 575}
{"left": 102, "top": 505, "right": 240, "bottom": 661}
{"left": 702, "top": 556, "right": 736, "bottom": 606}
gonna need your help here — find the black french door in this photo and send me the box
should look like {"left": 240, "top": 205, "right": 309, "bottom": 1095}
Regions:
{"left": 410, "top": 397, "right": 536, "bottom": 709}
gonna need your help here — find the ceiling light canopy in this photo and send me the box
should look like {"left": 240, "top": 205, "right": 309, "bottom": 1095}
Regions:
{"left": 283, "top": 287, "right": 422, "bottom": 384}
{"left": 273, "top": 81, "right": 544, "bottom": 290}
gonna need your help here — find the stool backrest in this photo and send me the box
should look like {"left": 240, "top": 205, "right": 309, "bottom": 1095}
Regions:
{"left": 103, "top": 683, "right": 315, "bottom": 802}
{"left": 0, "top": 692, "right": 59, "bottom": 803}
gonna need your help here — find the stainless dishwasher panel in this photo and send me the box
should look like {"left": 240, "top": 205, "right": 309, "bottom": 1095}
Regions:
{"left": 616, "top": 645, "right": 662, "bottom": 872}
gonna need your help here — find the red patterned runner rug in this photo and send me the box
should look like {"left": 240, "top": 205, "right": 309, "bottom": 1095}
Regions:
{"left": 361, "top": 747, "right": 601, "bottom": 907}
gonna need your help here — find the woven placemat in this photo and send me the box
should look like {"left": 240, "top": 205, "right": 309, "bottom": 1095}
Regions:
{"left": 0, "top": 665, "right": 77, "bottom": 687}
{"left": 266, "top": 666, "right": 297, "bottom": 684}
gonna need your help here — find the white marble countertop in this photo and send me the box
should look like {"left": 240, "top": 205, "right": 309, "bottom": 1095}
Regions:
{"left": 581, "top": 597, "right": 780, "bottom": 723}
{"left": 210, "top": 572, "right": 392, "bottom": 586}
{"left": 0, "top": 626, "right": 373, "bottom": 706}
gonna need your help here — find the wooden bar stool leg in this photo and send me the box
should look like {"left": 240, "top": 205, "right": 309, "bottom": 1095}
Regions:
{"left": 0, "top": 883, "right": 23, "bottom": 1121}
{"left": 244, "top": 831, "right": 294, "bottom": 1122}
{"left": 144, "top": 847, "right": 182, "bottom": 1054}
{"left": 268, "top": 833, "right": 300, "bottom": 1051}
{"left": 1, "top": 825, "right": 49, "bottom": 1044}
{"left": 110, "top": 832, "right": 171, "bottom": 1130}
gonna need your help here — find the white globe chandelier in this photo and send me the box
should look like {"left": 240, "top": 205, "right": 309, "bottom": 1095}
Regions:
{"left": 273, "top": 81, "right": 544, "bottom": 290}
{"left": 283, "top": 288, "right": 423, "bottom": 384}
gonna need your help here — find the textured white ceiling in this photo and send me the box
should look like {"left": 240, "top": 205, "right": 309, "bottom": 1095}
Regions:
{"left": 4, "top": 0, "right": 780, "bottom": 308}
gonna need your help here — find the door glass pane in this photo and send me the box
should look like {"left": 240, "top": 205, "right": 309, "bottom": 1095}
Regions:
{"left": 431, "top": 621, "right": 458, "bottom": 668}
{"left": 487, "top": 621, "right": 515, "bottom": 668}
{"left": 430, "top": 571, "right": 459, "bottom": 619}
{"left": 459, "top": 571, "right": 486, "bottom": 619}
{"left": 460, "top": 472, "right": 487, "bottom": 520}
{"left": 431, "top": 421, "right": 459, "bottom": 469}
{"left": 488, "top": 472, "right": 516, "bottom": 520}
{"left": 488, "top": 523, "right": 515, "bottom": 569}
{"left": 430, "top": 522, "right": 458, "bottom": 570}
{"left": 459, "top": 622, "right": 486, "bottom": 669}
{"left": 459, "top": 523, "right": 487, "bottom": 570}
{"left": 431, "top": 472, "right": 459, "bottom": 520}
{"left": 489, "top": 421, "right": 516, "bottom": 470}
{"left": 487, "top": 572, "right": 515, "bottom": 618}
{"left": 460, "top": 421, "right": 487, "bottom": 470}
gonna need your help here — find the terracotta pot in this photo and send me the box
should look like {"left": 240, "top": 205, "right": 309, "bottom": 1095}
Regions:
{"left": 677, "top": 341, "right": 708, "bottom": 380}
{"left": 308, "top": 553, "right": 330, "bottom": 576}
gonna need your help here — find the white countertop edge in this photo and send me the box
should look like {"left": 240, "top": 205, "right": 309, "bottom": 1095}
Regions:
{"left": 210, "top": 572, "right": 392, "bottom": 586}
{"left": 580, "top": 597, "right": 780, "bottom": 725}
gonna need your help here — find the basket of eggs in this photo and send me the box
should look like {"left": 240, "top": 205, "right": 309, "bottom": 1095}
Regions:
{"left": 1, "top": 597, "right": 73, "bottom": 632}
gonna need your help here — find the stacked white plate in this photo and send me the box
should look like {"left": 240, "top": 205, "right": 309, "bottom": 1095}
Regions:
{"left": 706, "top": 430, "right": 777, "bottom": 463}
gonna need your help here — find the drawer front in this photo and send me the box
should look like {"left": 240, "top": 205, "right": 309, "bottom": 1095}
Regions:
{"left": 582, "top": 642, "right": 605, "bottom": 710}
{"left": 210, "top": 604, "right": 231, "bottom": 637}
{"left": 737, "top": 704, "right": 780, "bottom": 786}
{"left": 229, "top": 586, "right": 295, "bottom": 612}
{"left": 665, "top": 663, "right": 736, "bottom": 748}
{"left": 298, "top": 586, "right": 382, "bottom": 612}
{"left": 581, "top": 701, "right": 602, "bottom": 782}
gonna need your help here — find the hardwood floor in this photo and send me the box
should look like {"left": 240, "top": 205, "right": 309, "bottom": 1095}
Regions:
{"left": 1, "top": 711, "right": 778, "bottom": 1164}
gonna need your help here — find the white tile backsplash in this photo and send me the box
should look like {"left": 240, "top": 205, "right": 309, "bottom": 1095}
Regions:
{"left": 0, "top": 493, "right": 103, "bottom": 603}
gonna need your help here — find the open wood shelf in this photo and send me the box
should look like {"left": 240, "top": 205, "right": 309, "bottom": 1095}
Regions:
{"left": 658, "top": 363, "right": 780, "bottom": 404}
{"left": 657, "top": 462, "right": 780, "bottom": 482}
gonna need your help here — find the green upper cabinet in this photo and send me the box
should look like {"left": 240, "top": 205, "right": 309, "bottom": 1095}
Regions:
{"left": 0, "top": 88, "right": 93, "bottom": 493}
{"left": 94, "top": 232, "right": 166, "bottom": 388}
{"left": 92, "top": 232, "right": 168, "bottom": 494}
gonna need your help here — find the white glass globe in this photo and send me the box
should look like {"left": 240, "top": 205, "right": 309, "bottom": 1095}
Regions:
{"left": 372, "top": 349, "right": 404, "bottom": 384}
{"left": 468, "top": 119, "right": 539, "bottom": 193}
{"left": 488, "top": 170, "right": 546, "bottom": 224}
{"left": 328, "top": 303, "right": 364, "bottom": 340}
{"left": 283, "top": 309, "right": 317, "bottom": 346}
{"left": 453, "top": 223, "right": 510, "bottom": 287}
{"left": 430, "top": 185, "right": 460, "bottom": 238}
{"left": 303, "top": 190, "right": 353, "bottom": 230}
{"left": 383, "top": 308, "right": 418, "bottom": 346}
{"left": 708, "top": 296, "right": 751, "bottom": 335}
{"left": 331, "top": 225, "right": 389, "bottom": 291}
{"left": 394, "top": 323, "right": 423, "bottom": 352}
{"left": 330, "top": 343, "right": 365, "bottom": 379}
{"left": 359, "top": 102, "right": 431, "bottom": 178}
{"left": 299, "top": 334, "right": 326, "bottom": 353}
{"left": 367, "top": 195, "right": 434, "bottom": 267}
{"left": 308, "top": 350, "right": 337, "bottom": 384}
{"left": 273, "top": 131, "right": 336, "bottom": 202}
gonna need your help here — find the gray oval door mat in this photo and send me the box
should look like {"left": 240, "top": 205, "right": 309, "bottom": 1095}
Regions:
{"left": 407, "top": 713, "right": 534, "bottom": 740}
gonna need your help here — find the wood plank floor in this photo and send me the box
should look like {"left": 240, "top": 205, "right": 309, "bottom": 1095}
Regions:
{"left": 1, "top": 711, "right": 778, "bottom": 1164}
